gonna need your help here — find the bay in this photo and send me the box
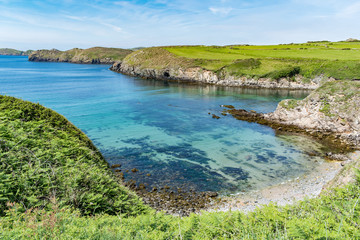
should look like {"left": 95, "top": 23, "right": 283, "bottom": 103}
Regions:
{"left": 0, "top": 56, "right": 328, "bottom": 194}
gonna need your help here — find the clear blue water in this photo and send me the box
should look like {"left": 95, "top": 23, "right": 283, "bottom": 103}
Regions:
{"left": 0, "top": 56, "right": 327, "bottom": 194}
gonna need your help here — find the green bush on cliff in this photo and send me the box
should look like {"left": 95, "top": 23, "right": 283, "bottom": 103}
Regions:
{"left": 0, "top": 95, "right": 148, "bottom": 216}
{"left": 262, "top": 66, "right": 300, "bottom": 79}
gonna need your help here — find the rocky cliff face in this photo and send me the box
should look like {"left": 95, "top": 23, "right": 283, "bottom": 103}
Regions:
{"left": 29, "top": 47, "right": 132, "bottom": 64}
{"left": 111, "top": 61, "right": 324, "bottom": 90}
{"left": 266, "top": 81, "right": 360, "bottom": 147}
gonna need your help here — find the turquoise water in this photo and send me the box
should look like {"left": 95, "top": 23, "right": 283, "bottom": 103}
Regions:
{"left": 0, "top": 56, "right": 327, "bottom": 194}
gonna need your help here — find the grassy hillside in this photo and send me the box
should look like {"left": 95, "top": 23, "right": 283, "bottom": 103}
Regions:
{"left": 0, "top": 48, "right": 33, "bottom": 56}
{"left": 0, "top": 95, "right": 148, "bottom": 216}
{"left": 122, "top": 41, "right": 360, "bottom": 81}
{"left": 29, "top": 47, "right": 133, "bottom": 64}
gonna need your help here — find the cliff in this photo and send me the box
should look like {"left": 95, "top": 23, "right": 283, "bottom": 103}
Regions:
{"left": 112, "top": 60, "right": 323, "bottom": 89}
{"left": 110, "top": 45, "right": 360, "bottom": 89}
{"left": 29, "top": 47, "right": 133, "bottom": 64}
{"left": 0, "top": 48, "right": 33, "bottom": 56}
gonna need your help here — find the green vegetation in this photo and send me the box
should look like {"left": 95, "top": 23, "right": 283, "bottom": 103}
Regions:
{"left": 1, "top": 95, "right": 360, "bottom": 238}
{"left": 120, "top": 41, "right": 360, "bottom": 80}
{"left": 279, "top": 99, "right": 300, "bottom": 110}
{"left": 124, "top": 47, "right": 195, "bottom": 69}
{"left": 29, "top": 47, "right": 133, "bottom": 63}
{"left": 0, "top": 95, "right": 148, "bottom": 216}
{"left": 1, "top": 171, "right": 360, "bottom": 239}
{"left": 278, "top": 80, "right": 360, "bottom": 117}
{"left": 317, "top": 80, "right": 360, "bottom": 117}
{"left": 0, "top": 48, "right": 33, "bottom": 56}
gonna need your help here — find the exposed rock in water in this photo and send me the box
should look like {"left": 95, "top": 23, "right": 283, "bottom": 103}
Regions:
{"left": 111, "top": 164, "right": 121, "bottom": 168}
{"left": 212, "top": 114, "right": 220, "bottom": 119}
{"left": 221, "top": 105, "right": 235, "bottom": 109}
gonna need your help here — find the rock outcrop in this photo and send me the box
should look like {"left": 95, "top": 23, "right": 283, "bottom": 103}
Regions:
{"left": 224, "top": 81, "right": 360, "bottom": 148}
{"left": 111, "top": 61, "right": 323, "bottom": 90}
{"left": 266, "top": 80, "right": 360, "bottom": 147}
{"left": 29, "top": 47, "right": 132, "bottom": 64}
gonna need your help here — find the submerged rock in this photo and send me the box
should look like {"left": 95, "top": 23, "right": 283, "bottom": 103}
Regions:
{"left": 111, "top": 164, "right": 121, "bottom": 168}
{"left": 212, "top": 114, "right": 220, "bottom": 119}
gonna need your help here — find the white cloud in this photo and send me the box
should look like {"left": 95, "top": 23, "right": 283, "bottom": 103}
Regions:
{"left": 336, "top": 2, "right": 360, "bottom": 18}
{"left": 64, "top": 15, "right": 85, "bottom": 21}
{"left": 100, "top": 22, "right": 123, "bottom": 33}
{"left": 209, "top": 7, "right": 233, "bottom": 15}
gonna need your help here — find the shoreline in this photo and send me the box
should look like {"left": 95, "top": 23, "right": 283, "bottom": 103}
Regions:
{"left": 210, "top": 151, "right": 360, "bottom": 213}
{"left": 110, "top": 62, "right": 325, "bottom": 90}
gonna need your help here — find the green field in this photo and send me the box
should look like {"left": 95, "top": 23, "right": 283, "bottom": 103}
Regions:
{"left": 158, "top": 41, "right": 360, "bottom": 80}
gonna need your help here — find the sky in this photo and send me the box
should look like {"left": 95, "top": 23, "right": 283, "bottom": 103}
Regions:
{"left": 0, "top": 0, "right": 360, "bottom": 50}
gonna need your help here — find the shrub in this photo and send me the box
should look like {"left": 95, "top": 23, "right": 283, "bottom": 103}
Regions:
{"left": 0, "top": 95, "right": 148, "bottom": 216}
{"left": 262, "top": 66, "right": 300, "bottom": 80}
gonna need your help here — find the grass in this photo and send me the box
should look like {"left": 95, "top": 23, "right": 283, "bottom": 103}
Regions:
{"left": 148, "top": 42, "right": 360, "bottom": 80}
{"left": 165, "top": 42, "right": 360, "bottom": 61}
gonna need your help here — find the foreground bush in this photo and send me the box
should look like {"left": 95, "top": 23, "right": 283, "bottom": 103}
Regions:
{"left": 0, "top": 95, "right": 148, "bottom": 216}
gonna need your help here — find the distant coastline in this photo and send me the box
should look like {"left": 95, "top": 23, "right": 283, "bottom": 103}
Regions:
{"left": 0, "top": 48, "right": 33, "bottom": 56}
{"left": 28, "top": 47, "right": 132, "bottom": 64}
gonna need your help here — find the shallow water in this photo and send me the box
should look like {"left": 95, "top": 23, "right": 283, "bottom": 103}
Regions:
{"left": 0, "top": 56, "right": 328, "bottom": 194}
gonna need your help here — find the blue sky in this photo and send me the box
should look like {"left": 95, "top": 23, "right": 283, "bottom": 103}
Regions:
{"left": 0, "top": 0, "right": 359, "bottom": 50}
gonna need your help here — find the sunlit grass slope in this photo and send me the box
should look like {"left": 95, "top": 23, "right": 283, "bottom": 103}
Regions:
{"left": 0, "top": 95, "right": 148, "bottom": 216}
{"left": 158, "top": 41, "right": 360, "bottom": 80}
